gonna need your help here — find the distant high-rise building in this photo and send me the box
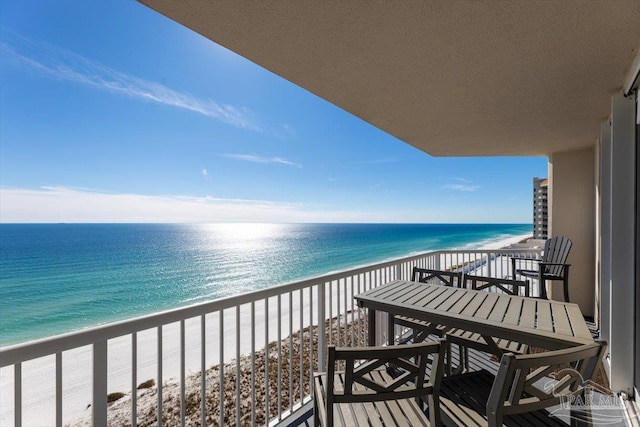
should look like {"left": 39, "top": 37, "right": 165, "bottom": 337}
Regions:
{"left": 533, "top": 177, "right": 548, "bottom": 239}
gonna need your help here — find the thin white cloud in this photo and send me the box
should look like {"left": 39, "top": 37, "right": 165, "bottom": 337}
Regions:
{"left": 202, "top": 168, "right": 208, "bottom": 176}
{"left": 357, "top": 157, "right": 398, "bottom": 164}
{"left": 272, "top": 123, "right": 296, "bottom": 139}
{"left": 0, "top": 29, "right": 259, "bottom": 130}
{"left": 0, "top": 186, "right": 381, "bottom": 223}
{"left": 219, "top": 153, "right": 302, "bottom": 168}
{"left": 443, "top": 183, "right": 480, "bottom": 192}
{"left": 451, "top": 177, "right": 472, "bottom": 183}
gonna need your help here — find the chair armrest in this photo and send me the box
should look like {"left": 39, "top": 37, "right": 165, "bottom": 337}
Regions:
{"left": 538, "top": 262, "right": 571, "bottom": 267}
{"left": 510, "top": 257, "right": 540, "bottom": 262}
{"left": 511, "top": 257, "right": 541, "bottom": 280}
{"left": 510, "top": 257, "right": 542, "bottom": 269}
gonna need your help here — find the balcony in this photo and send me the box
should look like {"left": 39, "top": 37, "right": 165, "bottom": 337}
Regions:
{"left": 2, "top": 247, "right": 635, "bottom": 426}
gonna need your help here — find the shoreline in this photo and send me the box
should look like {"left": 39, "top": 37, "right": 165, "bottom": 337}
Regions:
{"left": 0, "top": 232, "right": 532, "bottom": 425}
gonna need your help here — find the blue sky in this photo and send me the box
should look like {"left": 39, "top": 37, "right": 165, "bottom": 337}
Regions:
{"left": 0, "top": 0, "right": 546, "bottom": 223}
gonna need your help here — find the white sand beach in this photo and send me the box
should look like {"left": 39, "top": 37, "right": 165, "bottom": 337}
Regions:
{"left": 0, "top": 234, "right": 532, "bottom": 426}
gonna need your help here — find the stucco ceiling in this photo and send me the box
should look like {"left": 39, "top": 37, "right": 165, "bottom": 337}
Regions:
{"left": 139, "top": 1, "right": 640, "bottom": 157}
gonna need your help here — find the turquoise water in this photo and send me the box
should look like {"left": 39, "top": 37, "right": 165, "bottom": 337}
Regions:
{"left": 0, "top": 223, "right": 531, "bottom": 346}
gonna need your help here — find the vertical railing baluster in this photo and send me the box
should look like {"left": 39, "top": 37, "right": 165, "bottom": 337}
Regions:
{"left": 318, "top": 283, "right": 326, "bottom": 372}
{"left": 277, "top": 294, "right": 282, "bottom": 419}
{"left": 132, "top": 332, "right": 137, "bottom": 427}
{"left": 336, "top": 280, "right": 341, "bottom": 346}
{"left": 157, "top": 326, "right": 163, "bottom": 427}
{"left": 264, "top": 297, "right": 269, "bottom": 424}
{"left": 14, "top": 363, "right": 21, "bottom": 427}
{"left": 299, "top": 289, "right": 304, "bottom": 405}
{"left": 488, "top": 252, "right": 493, "bottom": 277}
{"left": 93, "top": 340, "right": 108, "bottom": 427}
{"left": 219, "top": 310, "right": 224, "bottom": 427}
{"left": 328, "top": 280, "right": 332, "bottom": 346}
{"left": 288, "top": 291, "right": 293, "bottom": 413}
{"left": 180, "top": 320, "right": 185, "bottom": 427}
{"left": 343, "top": 278, "right": 348, "bottom": 345}
{"left": 350, "top": 278, "right": 355, "bottom": 346}
{"left": 200, "top": 314, "right": 206, "bottom": 426}
{"left": 356, "top": 274, "right": 361, "bottom": 346}
{"left": 309, "top": 285, "right": 314, "bottom": 390}
{"left": 236, "top": 305, "right": 241, "bottom": 426}
{"left": 56, "top": 352, "right": 62, "bottom": 427}
{"left": 251, "top": 301, "right": 256, "bottom": 426}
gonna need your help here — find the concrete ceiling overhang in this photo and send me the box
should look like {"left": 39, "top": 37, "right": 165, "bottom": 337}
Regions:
{"left": 139, "top": 1, "right": 640, "bottom": 157}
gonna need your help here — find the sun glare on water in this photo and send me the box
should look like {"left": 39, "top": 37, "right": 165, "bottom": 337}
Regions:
{"left": 202, "top": 222, "right": 284, "bottom": 241}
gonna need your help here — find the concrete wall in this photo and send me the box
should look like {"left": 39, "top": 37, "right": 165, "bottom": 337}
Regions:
{"left": 548, "top": 147, "right": 596, "bottom": 317}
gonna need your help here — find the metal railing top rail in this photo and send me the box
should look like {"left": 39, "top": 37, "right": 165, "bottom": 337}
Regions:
{"left": 0, "top": 247, "right": 540, "bottom": 367}
{"left": 438, "top": 249, "right": 541, "bottom": 255}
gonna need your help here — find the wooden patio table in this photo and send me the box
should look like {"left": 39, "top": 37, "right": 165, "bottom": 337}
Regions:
{"left": 355, "top": 280, "right": 594, "bottom": 351}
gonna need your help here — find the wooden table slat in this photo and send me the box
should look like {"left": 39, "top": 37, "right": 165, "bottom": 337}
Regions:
{"left": 488, "top": 297, "right": 510, "bottom": 322}
{"left": 445, "top": 290, "right": 477, "bottom": 315}
{"left": 503, "top": 298, "right": 523, "bottom": 325}
{"left": 422, "top": 287, "right": 459, "bottom": 310}
{"left": 565, "top": 304, "right": 593, "bottom": 339}
{"left": 474, "top": 293, "right": 500, "bottom": 320}
{"left": 437, "top": 288, "right": 471, "bottom": 312}
{"left": 520, "top": 298, "right": 537, "bottom": 328}
{"left": 459, "top": 292, "right": 488, "bottom": 317}
{"left": 551, "top": 303, "right": 573, "bottom": 336}
{"left": 402, "top": 283, "right": 448, "bottom": 306}
{"left": 536, "top": 301, "right": 554, "bottom": 332}
{"left": 368, "top": 280, "right": 408, "bottom": 299}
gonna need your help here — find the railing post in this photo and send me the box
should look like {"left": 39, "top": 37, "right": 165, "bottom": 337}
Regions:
{"left": 395, "top": 263, "right": 402, "bottom": 280}
{"left": 92, "top": 340, "right": 108, "bottom": 427}
{"left": 318, "top": 282, "right": 326, "bottom": 371}
{"left": 487, "top": 252, "right": 493, "bottom": 277}
{"left": 435, "top": 251, "right": 441, "bottom": 270}
{"left": 14, "top": 363, "right": 21, "bottom": 427}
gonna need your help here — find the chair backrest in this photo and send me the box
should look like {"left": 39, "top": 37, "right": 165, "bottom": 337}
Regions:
{"left": 542, "top": 236, "right": 573, "bottom": 276}
{"left": 487, "top": 340, "right": 607, "bottom": 426}
{"left": 412, "top": 267, "right": 462, "bottom": 287}
{"left": 327, "top": 340, "right": 447, "bottom": 405}
{"left": 463, "top": 274, "right": 530, "bottom": 297}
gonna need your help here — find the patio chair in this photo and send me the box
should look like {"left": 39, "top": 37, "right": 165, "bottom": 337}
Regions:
{"left": 439, "top": 340, "right": 607, "bottom": 427}
{"left": 389, "top": 267, "right": 463, "bottom": 346}
{"left": 313, "top": 339, "right": 447, "bottom": 427}
{"left": 511, "top": 236, "right": 572, "bottom": 301}
{"left": 445, "top": 274, "right": 530, "bottom": 374}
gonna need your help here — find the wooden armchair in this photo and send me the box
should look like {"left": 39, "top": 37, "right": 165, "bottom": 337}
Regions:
{"left": 313, "top": 340, "right": 447, "bottom": 426}
{"left": 511, "top": 236, "right": 572, "bottom": 301}
{"left": 446, "top": 274, "right": 530, "bottom": 373}
{"left": 439, "top": 340, "right": 607, "bottom": 426}
{"left": 389, "top": 267, "right": 463, "bottom": 345}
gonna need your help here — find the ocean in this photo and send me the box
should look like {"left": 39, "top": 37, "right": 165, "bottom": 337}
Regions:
{"left": 0, "top": 223, "right": 531, "bottom": 346}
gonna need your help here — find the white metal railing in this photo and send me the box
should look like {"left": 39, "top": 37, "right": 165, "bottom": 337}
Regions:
{"left": 0, "top": 247, "right": 540, "bottom": 427}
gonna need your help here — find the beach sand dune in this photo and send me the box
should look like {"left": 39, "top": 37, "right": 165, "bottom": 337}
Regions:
{"left": 69, "top": 314, "right": 366, "bottom": 426}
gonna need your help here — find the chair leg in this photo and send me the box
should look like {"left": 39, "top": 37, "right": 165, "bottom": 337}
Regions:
{"left": 465, "top": 346, "right": 470, "bottom": 371}
{"left": 539, "top": 271, "right": 548, "bottom": 299}
{"left": 387, "top": 315, "right": 395, "bottom": 346}
{"left": 313, "top": 402, "right": 320, "bottom": 427}
{"left": 427, "top": 393, "right": 442, "bottom": 427}
{"left": 569, "top": 389, "right": 591, "bottom": 427}
{"left": 563, "top": 277, "right": 570, "bottom": 303}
